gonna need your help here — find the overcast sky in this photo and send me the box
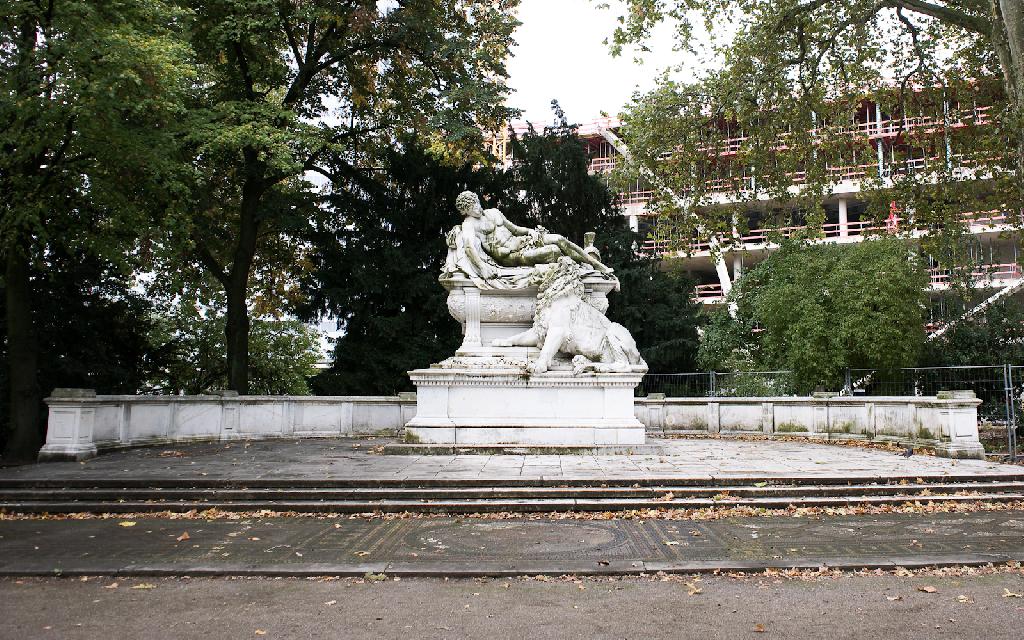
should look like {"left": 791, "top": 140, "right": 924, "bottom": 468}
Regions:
{"left": 505, "top": 0, "right": 699, "bottom": 125}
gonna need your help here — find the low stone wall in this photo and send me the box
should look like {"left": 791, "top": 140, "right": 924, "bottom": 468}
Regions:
{"left": 40, "top": 389, "right": 985, "bottom": 460}
{"left": 39, "top": 390, "right": 417, "bottom": 461}
{"left": 634, "top": 392, "right": 984, "bottom": 459}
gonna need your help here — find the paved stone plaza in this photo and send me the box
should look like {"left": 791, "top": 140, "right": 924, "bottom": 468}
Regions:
{"left": 1, "top": 437, "right": 1019, "bottom": 484}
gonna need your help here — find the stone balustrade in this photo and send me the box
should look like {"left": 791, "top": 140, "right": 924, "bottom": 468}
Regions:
{"left": 634, "top": 391, "right": 984, "bottom": 459}
{"left": 39, "top": 389, "right": 417, "bottom": 462}
{"left": 39, "top": 389, "right": 984, "bottom": 461}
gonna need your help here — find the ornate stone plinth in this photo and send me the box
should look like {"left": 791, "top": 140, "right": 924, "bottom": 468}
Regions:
{"left": 405, "top": 367, "right": 645, "bottom": 446}
{"left": 442, "top": 272, "right": 617, "bottom": 355}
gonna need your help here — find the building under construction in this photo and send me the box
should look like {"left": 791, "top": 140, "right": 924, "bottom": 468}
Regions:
{"left": 492, "top": 88, "right": 1020, "bottom": 335}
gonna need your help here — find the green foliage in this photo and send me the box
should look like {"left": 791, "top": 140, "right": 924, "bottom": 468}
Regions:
{"left": 145, "top": 305, "right": 322, "bottom": 396}
{"left": 922, "top": 296, "right": 1024, "bottom": 366}
{"left": 699, "top": 238, "right": 929, "bottom": 392}
{"left": 1, "top": 0, "right": 193, "bottom": 255}
{"left": 501, "top": 103, "right": 624, "bottom": 246}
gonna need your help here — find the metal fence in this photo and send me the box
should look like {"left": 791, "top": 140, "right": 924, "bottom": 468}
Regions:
{"left": 639, "top": 365, "right": 1022, "bottom": 460}
{"left": 637, "top": 371, "right": 796, "bottom": 398}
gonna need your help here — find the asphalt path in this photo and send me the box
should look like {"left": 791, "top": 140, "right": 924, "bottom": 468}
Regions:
{"left": 2, "top": 572, "right": 1023, "bottom": 639}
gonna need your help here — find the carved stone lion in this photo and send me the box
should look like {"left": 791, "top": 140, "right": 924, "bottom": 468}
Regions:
{"left": 492, "top": 257, "right": 648, "bottom": 375}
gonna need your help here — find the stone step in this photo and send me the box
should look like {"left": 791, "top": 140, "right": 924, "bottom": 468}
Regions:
{"left": 379, "top": 444, "right": 667, "bottom": 455}
{"left": 3, "top": 473, "right": 1023, "bottom": 490}
{"left": 2, "top": 492, "right": 1022, "bottom": 514}
{"left": 1, "top": 481, "right": 1023, "bottom": 502}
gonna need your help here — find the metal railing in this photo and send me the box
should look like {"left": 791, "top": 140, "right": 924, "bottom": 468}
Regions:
{"left": 637, "top": 371, "right": 796, "bottom": 399}
{"left": 639, "top": 364, "right": 1022, "bottom": 460}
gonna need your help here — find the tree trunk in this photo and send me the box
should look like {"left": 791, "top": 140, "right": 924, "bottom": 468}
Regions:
{"left": 224, "top": 277, "right": 250, "bottom": 394}
{"left": 3, "top": 249, "right": 42, "bottom": 462}
{"left": 222, "top": 159, "right": 262, "bottom": 395}
{"left": 991, "top": 0, "right": 1024, "bottom": 193}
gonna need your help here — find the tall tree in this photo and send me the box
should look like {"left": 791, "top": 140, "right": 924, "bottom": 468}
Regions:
{"left": 168, "top": 0, "right": 518, "bottom": 394}
{"left": 0, "top": 0, "right": 190, "bottom": 460}
{"left": 607, "top": 1, "right": 1023, "bottom": 255}
{"left": 0, "top": 238, "right": 160, "bottom": 454}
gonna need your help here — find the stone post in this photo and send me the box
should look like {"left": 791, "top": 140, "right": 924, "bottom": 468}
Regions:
{"left": 931, "top": 390, "right": 985, "bottom": 459}
{"left": 38, "top": 389, "right": 98, "bottom": 462}
{"left": 760, "top": 402, "right": 774, "bottom": 434}
{"left": 706, "top": 402, "right": 721, "bottom": 434}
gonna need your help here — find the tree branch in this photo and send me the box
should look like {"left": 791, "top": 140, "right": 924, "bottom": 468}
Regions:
{"left": 893, "top": 6, "right": 932, "bottom": 141}
{"left": 893, "top": 0, "right": 990, "bottom": 34}
{"left": 232, "top": 42, "right": 257, "bottom": 100}
{"left": 193, "top": 235, "right": 229, "bottom": 287}
{"left": 280, "top": 12, "right": 304, "bottom": 66}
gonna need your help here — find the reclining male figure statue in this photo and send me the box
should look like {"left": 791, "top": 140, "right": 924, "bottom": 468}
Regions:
{"left": 454, "top": 191, "right": 613, "bottom": 280}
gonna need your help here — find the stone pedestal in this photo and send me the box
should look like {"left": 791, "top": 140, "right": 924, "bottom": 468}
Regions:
{"left": 406, "top": 273, "right": 645, "bottom": 447}
{"left": 38, "top": 389, "right": 99, "bottom": 462}
{"left": 405, "top": 368, "right": 645, "bottom": 445}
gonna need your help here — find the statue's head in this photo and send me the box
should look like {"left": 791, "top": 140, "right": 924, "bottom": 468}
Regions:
{"left": 456, "top": 191, "right": 482, "bottom": 218}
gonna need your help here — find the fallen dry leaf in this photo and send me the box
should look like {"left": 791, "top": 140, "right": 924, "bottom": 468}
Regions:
{"left": 324, "top": 600, "right": 337, "bottom": 606}
{"left": 118, "top": 521, "right": 136, "bottom": 527}
{"left": 354, "top": 551, "right": 370, "bottom": 557}
{"left": 1003, "top": 588, "right": 1023, "bottom": 598}
{"left": 686, "top": 582, "right": 702, "bottom": 596}
{"left": 753, "top": 623, "right": 765, "bottom": 633}
{"left": 255, "top": 631, "right": 266, "bottom": 636}
{"left": 886, "top": 595, "right": 902, "bottom": 601}
{"left": 918, "top": 586, "right": 938, "bottom": 593}
{"left": 176, "top": 531, "right": 190, "bottom": 542}
{"left": 130, "top": 583, "right": 156, "bottom": 590}
{"left": 665, "top": 541, "right": 681, "bottom": 546}
{"left": 957, "top": 595, "right": 974, "bottom": 604}
{"left": 104, "top": 582, "right": 119, "bottom": 589}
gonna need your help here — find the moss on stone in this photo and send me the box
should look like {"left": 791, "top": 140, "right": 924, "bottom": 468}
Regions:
{"left": 775, "top": 423, "right": 809, "bottom": 433}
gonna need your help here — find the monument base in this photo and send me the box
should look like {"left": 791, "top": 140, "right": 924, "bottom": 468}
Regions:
{"left": 405, "top": 367, "right": 645, "bottom": 446}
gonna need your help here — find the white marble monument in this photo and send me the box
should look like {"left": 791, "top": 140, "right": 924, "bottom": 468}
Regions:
{"left": 405, "top": 191, "right": 648, "bottom": 447}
